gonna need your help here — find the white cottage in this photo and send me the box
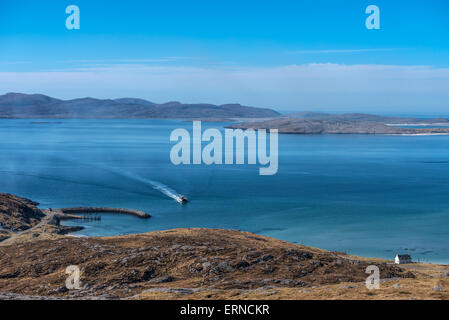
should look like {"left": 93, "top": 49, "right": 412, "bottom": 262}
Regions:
{"left": 395, "top": 254, "right": 412, "bottom": 264}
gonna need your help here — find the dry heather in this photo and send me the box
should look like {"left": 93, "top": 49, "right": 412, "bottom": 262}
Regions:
{"left": 0, "top": 228, "right": 421, "bottom": 300}
{"left": 0, "top": 193, "right": 448, "bottom": 300}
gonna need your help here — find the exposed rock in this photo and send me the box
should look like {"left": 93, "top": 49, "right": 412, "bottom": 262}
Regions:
{"left": 0, "top": 193, "right": 44, "bottom": 231}
{"left": 212, "top": 261, "right": 234, "bottom": 274}
{"left": 202, "top": 262, "right": 212, "bottom": 270}
{"left": 339, "top": 285, "right": 355, "bottom": 289}
{"left": 262, "top": 254, "right": 274, "bottom": 261}
{"left": 150, "top": 276, "right": 175, "bottom": 284}
{"left": 122, "top": 266, "right": 155, "bottom": 284}
{"left": 235, "top": 261, "right": 250, "bottom": 269}
{"left": 55, "top": 286, "right": 69, "bottom": 293}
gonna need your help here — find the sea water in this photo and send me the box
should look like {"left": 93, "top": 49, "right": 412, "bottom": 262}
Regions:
{"left": 1, "top": 118, "right": 449, "bottom": 263}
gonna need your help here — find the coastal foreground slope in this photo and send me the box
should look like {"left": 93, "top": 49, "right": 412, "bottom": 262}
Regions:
{"left": 0, "top": 193, "right": 448, "bottom": 300}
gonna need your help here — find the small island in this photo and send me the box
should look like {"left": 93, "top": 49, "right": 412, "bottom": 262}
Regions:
{"left": 229, "top": 112, "right": 449, "bottom": 135}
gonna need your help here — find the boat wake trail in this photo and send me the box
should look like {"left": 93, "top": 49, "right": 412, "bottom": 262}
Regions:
{"left": 95, "top": 165, "right": 183, "bottom": 202}
{"left": 0, "top": 164, "right": 184, "bottom": 202}
{"left": 116, "top": 170, "right": 181, "bottom": 201}
{"left": 148, "top": 180, "right": 181, "bottom": 201}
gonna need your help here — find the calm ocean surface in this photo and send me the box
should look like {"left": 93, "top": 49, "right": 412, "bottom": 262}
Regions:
{"left": 2, "top": 119, "right": 449, "bottom": 263}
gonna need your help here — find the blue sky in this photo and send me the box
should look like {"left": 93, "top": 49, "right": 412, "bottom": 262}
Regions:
{"left": 1, "top": 0, "right": 448, "bottom": 112}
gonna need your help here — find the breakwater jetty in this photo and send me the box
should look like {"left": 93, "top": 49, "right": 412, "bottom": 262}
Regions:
{"left": 48, "top": 207, "right": 151, "bottom": 219}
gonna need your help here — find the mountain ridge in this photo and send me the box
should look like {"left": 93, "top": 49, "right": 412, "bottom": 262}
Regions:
{"left": 0, "top": 93, "right": 280, "bottom": 119}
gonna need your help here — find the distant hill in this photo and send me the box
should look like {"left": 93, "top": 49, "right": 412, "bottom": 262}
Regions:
{"left": 0, "top": 93, "right": 280, "bottom": 119}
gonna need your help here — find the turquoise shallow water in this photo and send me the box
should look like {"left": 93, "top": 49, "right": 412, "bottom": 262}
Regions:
{"left": 1, "top": 119, "right": 449, "bottom": 263}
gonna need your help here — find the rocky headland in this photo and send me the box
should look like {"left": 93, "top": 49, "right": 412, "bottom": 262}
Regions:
{"left": 229, "top": 113, "right": 449, "bottom": 135}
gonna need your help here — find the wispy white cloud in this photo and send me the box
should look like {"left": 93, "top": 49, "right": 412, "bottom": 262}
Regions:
{"left": 1, "top": 63, "right": 448, "bottom": 111}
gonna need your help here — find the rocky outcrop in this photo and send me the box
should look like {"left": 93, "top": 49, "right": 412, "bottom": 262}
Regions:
{"left": 0, "top": 193, "right": 44, "bottom": 232}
